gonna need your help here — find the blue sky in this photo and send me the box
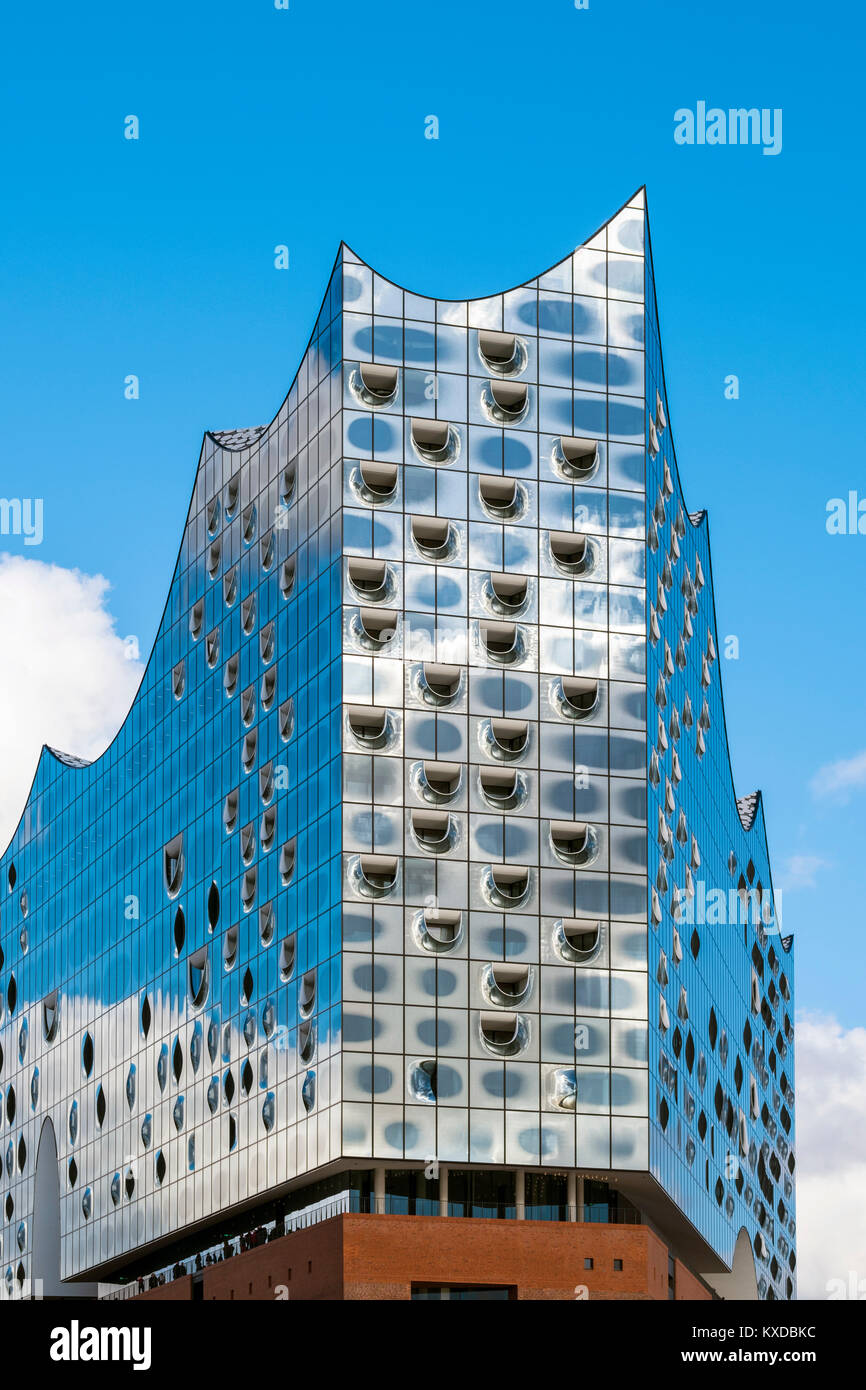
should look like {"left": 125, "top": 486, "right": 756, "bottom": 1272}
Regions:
{"left": 0, "top": 0, "right": 864, "bottom": 1027}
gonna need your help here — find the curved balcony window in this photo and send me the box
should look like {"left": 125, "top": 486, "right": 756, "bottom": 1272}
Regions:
{"left": 188, "top": 948, "right": 209, "bottom": 1008}
{"left": 479, "top": 619, "right": 523, "bottom": 665}
{"left": 483, "top": 379, "right": 528, "bottom": 424}
{"left": 207, "top": 539, "right": 221, "bottom": 579}
{"left": 479, "top": 1010, "right": 527, "bottom": 1057}
{"left": 225, "top": 474, "right": 240, "bottom": 517}
{"left": 299, "top": 970, "right": 316, "bottom": 1018}
{"left": 413, "top": 760, "right": 462, "bottom": 804}
{"left": 279, "top": 935, "right": 296, "bottom": 981}
{"left": 553, "top": 435, "right": 599, "bottom": 481}
{"left": 354, "top": 853, "right": 399, "bottom": 898}
{"left": 163, "top": 834, "right": 184, "bottom": 899}
{"left": 223, "top": 790, "right": 239, "bottom": 835}
{"left": 205, "top": 628, "right": 220, "bottom": 669}
{"left": 241, "top": 867, "right": 257, "bottom": 912}
{"left": 242, "top": 502, "right": 257, "bottom": 546}
{"left": 280, "top": 557, "right": 296, "bottom": 599}
{"left": 411, "top": 809, "right": 456, "bottom": 854}
{"left": 554, "top": 918, "right": 603, "bottom": 964}
{"left": 279, "top": 698, "right": 295, "bottom": 742}
{"left": 418, "top": 661, "right": 462, "bottom": 706}
{"left": 478, "top": 474, "right": 523, "bottom": 519}
{"left": 558, "top": 676, "right": 599, "bottom": 720}
{"left": 356, "top": 606, "right": 398, "bottom": 648}
{"left": 241, "top": 594, "right": 256, "bottom": 635}
{"left": 411, "top": 514, "right": 456, "bottom": 561}
{"left": 478, "top": 766, "right": 524, "bottom": 811}
{"left": 279, "top": 839, "right": 296, "bottom": 886}
{"left": 548, "top": 530, "right": 594, "bottom": 576}
{"left": 170, "top": 659, "right": 185, "bottom": 702}
{"left": 486, "top": 571, "right": 528, "bottom": 615}
{"left": 223, "top": 565, "right": 238, "bottom": 607}
{"left": 260, "top": 666, "right": 277, "bottom": 711}
{"left": 260, "top": 806, "right": 277, "bottom": 853}
{"left": 260, "top": 622, "right": 275, "bottom": 663}
{"left": 259, "top": 901, "right": 275, "bottom": 946}
{"left": 299, "top": 1019, "right": 315, "bottom": 1063}
{"left": 42, "top": 991, "right": 59, "bottom": 1043}
{"left": 242, "top": 729, "right": 258, "bottom": 773}
{"left": 260, "top": 528, "right": 275, "bottom": 572}
{"left": 478, "top": 329, "right": 526, "bottom": 376}
{"left": 223, "top": 925, "right": 239, "bottom": 970}
{"left": 189, "top": 599, "right": 204, "bottom": 641}
{"left": 207, "top": 495, "right": 221, "bottom": 534}
{"left": 347, "top": 704, "right": 393, "bottom": 749}
{"left": 224, "top": 654, "right": 239, "bottom": 698}
{"left": 281, "top": 462, "right": 296, "bottom": 506}
{"left": 348, "top": 557, "right": 394, "bottom": 603}
{"left": 482, "top": 864, "right": 530, "bottom": 909}
{"left": 484, "top": 717, "right": 529, "bottom": 761}
{"left": 482, "top": 962, "right": 532, "bottom": 1007}
{"left": 549, "top": 820, "right": 598, "bottom": 866}
{"left": 411, "top": 418, "right": 458, "bottom": 464}
{"left": 356, "top": 460, "right": 398, "bottom": 502}
{"left": 259, "top": 760, "right": 275, "bottom": 804}
{"left": 414, "top": 907, "right": 463, "bottom": 953}
{"left": 353, "top": 362, "right": 399, "bottom": 405}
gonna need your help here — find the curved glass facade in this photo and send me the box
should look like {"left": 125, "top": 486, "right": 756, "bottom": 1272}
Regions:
{"left": 0, "top": 188, "right": 793, "bottom": 1300}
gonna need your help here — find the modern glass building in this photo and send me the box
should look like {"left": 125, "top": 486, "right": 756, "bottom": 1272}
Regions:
{"left": 0, "top": 189, "right": 795, "bottom": 1301}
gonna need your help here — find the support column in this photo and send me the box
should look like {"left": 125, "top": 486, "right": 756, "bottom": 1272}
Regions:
{"left": 373, "top": 1165, "right": 386, "bottom": 1215}
{"left": 438, "top": 1164, "right": 449, "bottom": 1218}
{"left": 567, "top": 1170, "right": 577, "bottom": 1222}
{"left": 515, "top": 1168, "right": 525, "bottom": 1220}
{"left": 577, "top": 1174, "right": 585, "bottom": 1221}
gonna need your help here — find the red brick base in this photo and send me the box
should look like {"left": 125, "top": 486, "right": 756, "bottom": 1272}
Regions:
{"left": 131, "top": 1214, "right": 713, "bottom": 1302}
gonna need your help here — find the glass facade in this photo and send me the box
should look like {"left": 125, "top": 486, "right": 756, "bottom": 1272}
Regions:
{"left": 0, "top": 189, "right": 793, "bottom": 1301}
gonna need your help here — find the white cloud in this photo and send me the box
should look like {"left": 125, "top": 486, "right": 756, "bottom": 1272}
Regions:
{"left": 0, "top": 555, "right": 143, "bottom": 852}
{"left": 795, "top": 1013, "right": 866, "bottom": 1298}
{"left": 810, "top": 750, "right": 866, "bottom": 801}
{"left": 777, "top": 855, "right": 831, "bottom": 891}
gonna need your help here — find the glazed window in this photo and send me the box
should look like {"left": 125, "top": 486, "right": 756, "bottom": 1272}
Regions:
{"left": 259, "top": 901, "right": 275, "bottom": 945}
{"left": 347, "top": 704, "right": 390, "bottom": 748}
{"left": 478, "top": 766, "right": 520, "bottom": 808}
{"left": 279, "top": 934, "right": 297, "bottom": 981}
{"left": 411, "top": 515, "right": 455, "bottom": 560}
{"left": 260, "top": 806, "right": 277, "bottom": 852}
{"left": 223, "top": 926, "right": 239, "bottom": 970}
{"left": 224, "top": 654, "right": 240, "bottom": 697}
{"left": 172, "top": 660, "right": 185, "bottom": 700}
{"left": 225, "top": 474, "right": 240, "bottom": 517}
{"left": 411, "top": 418, "right": 455, "bottom": 463}
{"left": 42, "top": 991, "right": 59, "bottom": 1043}
{"left": 410, "top": 809, "right": 455, "bottom": 853}
{"left": 260, "top": 529, "right": 275, "bottom": 572}
{"left": 188, "top": 949, "right": 209, "bottom": 1008}
{"left": 242, "top": 502, "right": 257, "bottom": 545}
{"left": 241, "top": 594, "right": 256, "bottom": 634}
{"left": 281, "top": 462, "right": 296, "bottom": 505}
{"left": 260, "top": 622, "right": 275, "bottom": 663}
{"left": 358, "top": 362, "right": 398, "bottom": 402}
{"left": 207, "top": 538, "right": 221, "bottom": 579}
{"left": 419, "top": 662, "right": 461, "bottom": 705}
{"left": 173, "top": 906, "right": 186, "bottom": 954}
{"left": 484, "top": 379, "right": 528, "bottom": 422}
{"left": 559, "top": 676, "right": 599, "bottom": 719}
{"left": 348, "top": 557, "right": 392, "bottom": 602}
{"left": 418, "top": 760, "right": 462, "bottom": 801}
{"left": 207, "top": 495, "right": 221, "bottom": 534}
{"left": 206, "top": 628, "right": 220, "bottom": 668}
{"left": 356, "top": 853, "right": 399, "bottom": 896}
{"left": 164, "top": 834, "right": 184, "bottom": 898}
{"left": 242, "top": 729, "right": 258, "bottom": 773}
{"left": 488, "top": 717, "right": 528, "bottom": 759}
{"left": 487, "top": 572, "right": 528, "bottom": 612}
{"left": 548, "top": 530, "right": 593, "bottom": 575}
{"left": 240, "top": 822, "right": 256, "bottom": 865}
{"left": 478, "top": 474, "right": 521, "bottom": 518}
{"left": 357, "top": 607, "right": 397, "bottom": 646}
{"left": 358, "top": 460, "right": 398, "bottom": 501}
{"left": 189, "top": 599, "right": 204, "bottom": 641}
{"left": 259, "top": 760, "right": 275, "bottom": 804}
{"left": 279, "top": 839, "right": 296, "bottom": 885}
{"left": 279, "top": 698, "right": 295, "bottom": 741}
{"left": 478, "top": 330, "right": 524, "bottom": 374}
{"left": 241, "top": 684, "right": 256, "bottom": 727}
{"left": 416, "top": 907, "right": 462, "bottom": 951}
{"left": 479, "top": 619, "right": 520, "bottom": 665}
{"left": 549, "top": 821, "right": 598, "bottom": 866}
{"left": 479, "top": 1011, "right": 525, "bottom": 1056}
{"left": 280, "top": 557, "right": 296, "bottom": 598}
{"left": 299, "top": 970, "right": 316, "bottom": 1018}
{"left": 261, "top": 666, "right": 277, "bottom": 710}
{"left": 484, "top": 864, "right": 530, "bottom": 908}
{"left": 223, "top": 566, "right": 238, "bottom": 607}
{"left": 223, "top": 790, "right": 239, "bottom": 834}
{"left": 409, "top": 1060, "right": 437, "bottom": 1103}
{"left": 484, "top": 963, "right": 531, "bottom": 1005}
{"left": 241, "top": 867, "right": 257, "bottom": 911}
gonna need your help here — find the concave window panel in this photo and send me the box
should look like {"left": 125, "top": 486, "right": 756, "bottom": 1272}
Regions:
{"left": 419, "top": 662, "right": 462, "bottom": 705}
{"left": 188, "top": 948, "right": 209, "bottom": 1008}
{"left": 223, "top": 925, "right": 239, "bottom": 970}
{"left": 281, "top": 461, "right": 296, "bottom": 504}
{"left": 299, "top": 970, "right": 316, "bottom": 1018}
{"left": 411, "top": 417, "right": 457, "bottom": 463}
{"left": 549, "top": 530, "right": 594, "bottom": 575}
{"left": 348, "top": 557, "right": 393, "bottom": 602}
{"left": 418, "top": 760, "right": 462, "bottom": 801}
{"left": 479, "top": 474, "right": 521, "bottom": 518}
{"left": 260, "top": 666, "right": 277, "bottom": 710}
{"left": 478, "top": 329, "right": 525, "bottom": 375}
{"left": 260, "top": 528, "right": 275, "bottom": 572}
{"left": 479, "top": 619, "right": 522, "bottom": 664}
{"left": 223, "top": 789, "right": 239, "bottom": 834}
{"left": 483, "top": 864, "right": 531, "bottom": 909}
{"left": 549, "top": 820, "right": 598, "bottom": 867}
{"left": 487, "top": 571, "right": 528, "bottom": 613}
{"left": 279, "top": 840, "right": 296, "bottom": 886}
{"left": 279, "top": 698, "right": 295, "bottom": 741}
{"left": 485, "top": 378, "right": 528, "bottom": 423}
{"left": 415, "top": 907, "right": 463, "bottom": 953}
{"left": 478, "top": 765, "right": 523, "bottom": 810}
{"left": 347, "top": 704, "right": 391, "bottom": 749}
{"left": 410, "top": 809, "right": 455, "bottom": 854}
{"left": 356, "top": 854, "right": 399, "bottom": 897}
{"left": 411, "top": 515, "right": 455, "bottom": 560}
{"left": 225, "top": 473, "right": 240, "bottom": 517}
{"left": 358, "top": 606, "right": 398, "bottom": 646}
{"left": 559, "top": 676, "right": 599, "bottom": 719}
{"left": 358, "top": 460, "right": 398, "bottom": 501}
{"left": 279, "top": 934, "right": 297, "bottom": 982}
{"left": 484, "top": 962, "right": 532, "bottom": 1006}
{"left": 280, "top": 558, "right": 296, "bottom": 599}
{"left": 555, "top": 435, "right": 600, "bottom": 481}
{"left": 479, "top": 1011, "right": 527, "bottom": 1057}
{"left": 189, "top": 599, "right": 204, "bottom": 641}
{"left": 359, "top": 362, "right": 398, "bottom": 402}
{"left": 42, "top": 990, "right": 60, "bottom": 1043}
{"left": 223, "top": 566, "right": 238, "bottom": 607}
{"left": 171, "top": 660, "right": 185, "bottom": 700}
{"left": 487, "top": 718, "right": 529, "bottom": 760}
{"left": 260, "top": 806, "right": 277, "bottom": 853}
{"left": 163, "top": 834, "right": 184, "bottom": 898}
